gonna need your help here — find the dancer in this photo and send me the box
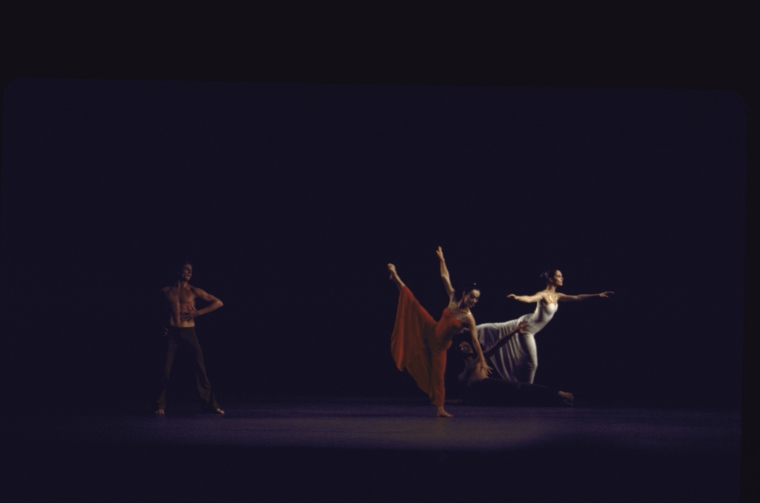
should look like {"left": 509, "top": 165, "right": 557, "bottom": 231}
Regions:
{"left": 477, "top": 269, "right": 613, "bottom": 384}
{"left": 389, "top": 247, "right": 490, "bottom": 417}
{"left": 457, "top": 323, "right": 574, "bottom": 406}
{"left": 155, "top": 261, "right": 225, "bottom": 415}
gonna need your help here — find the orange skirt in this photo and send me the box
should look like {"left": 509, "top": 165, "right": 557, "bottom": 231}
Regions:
{"left": 390, "top": 286, "right": 460, "bottom": 407}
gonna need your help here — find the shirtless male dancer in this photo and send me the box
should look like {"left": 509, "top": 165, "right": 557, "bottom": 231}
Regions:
{"left": 155, "top": 261, "right": 225, "bottom": 415}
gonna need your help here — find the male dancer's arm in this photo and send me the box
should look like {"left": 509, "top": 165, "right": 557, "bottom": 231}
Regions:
{"left": 482, "top": 320, "right": 529, "bottom": 359}
{"left": 458, "top": 361, "right": 472, "bottom": 382}
{"left": 158, "top": 288, "right": 172, "bottom": 335}
{"left": 181, "top": 287, "right": 224, "bottom": 322}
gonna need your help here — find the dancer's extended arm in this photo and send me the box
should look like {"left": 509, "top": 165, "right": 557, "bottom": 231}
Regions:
{"left": 557, "top": 291, "right": 614, "bottom": 302}
{"left": 436, "top": 246, "right": 455, "bottom": 299}
{"left": 507, "top": 292, "right": 545, "bottom": 303}
{"left": 464, "top": 314, "right": 492, "bottom": 374}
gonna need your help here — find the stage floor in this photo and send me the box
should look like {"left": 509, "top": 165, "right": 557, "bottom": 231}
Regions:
{"left": 4, "top": 397, "right": 744, "bottom": 502}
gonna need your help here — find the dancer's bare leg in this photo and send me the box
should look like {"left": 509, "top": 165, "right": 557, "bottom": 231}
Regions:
{"left": 436, "top": 406, "right": 453, "bottom": 418}
{"left": 387, "top": 264, "right": 406, "bottom": 290}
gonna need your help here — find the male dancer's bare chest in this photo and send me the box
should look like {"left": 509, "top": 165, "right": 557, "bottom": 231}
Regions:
{"left": 165, "top": 287, "right": 196, "bottom": 310}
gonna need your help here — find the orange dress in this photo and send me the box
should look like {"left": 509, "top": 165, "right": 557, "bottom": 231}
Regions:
{"left": 390, "top": 286, "right": 466, "bottom": 407}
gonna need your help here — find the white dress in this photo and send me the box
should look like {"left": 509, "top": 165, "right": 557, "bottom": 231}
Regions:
{"left": 476, "top": 301, "right": 558, "bottom": 384}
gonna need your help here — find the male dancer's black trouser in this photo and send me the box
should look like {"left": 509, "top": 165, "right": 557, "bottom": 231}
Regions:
{"left": 156, "top": 327, "right": 219, "bottom": 410}
{"left": 466, "top": 378, "right": 562, "bottom": 406}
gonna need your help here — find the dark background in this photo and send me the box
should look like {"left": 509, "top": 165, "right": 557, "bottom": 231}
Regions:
{"left": 1, "top": 78, "right": 745, "bottom": 411}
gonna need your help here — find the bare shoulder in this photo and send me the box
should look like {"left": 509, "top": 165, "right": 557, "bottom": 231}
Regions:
{"left": 190, "top": 285, "right": 218, "bottom": 301}
{"left": 187, "top": 284, "right": 203, "bottom": 295}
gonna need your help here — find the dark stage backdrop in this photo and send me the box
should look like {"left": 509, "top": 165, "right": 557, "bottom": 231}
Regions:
{"left": 1, "top": 79, "right": 745, "bottom": 411}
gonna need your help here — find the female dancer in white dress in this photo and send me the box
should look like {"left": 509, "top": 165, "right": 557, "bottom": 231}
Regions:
{"left": 477, "top": 269, "right": 613, "bottom": 384}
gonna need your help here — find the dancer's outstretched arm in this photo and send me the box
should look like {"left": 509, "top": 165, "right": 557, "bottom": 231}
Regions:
{"left": 435, "top": 246, "right": 455, "bottom": 299}
{"left": 507, "top": 292, "right": 547, "bottom": 303}
{"left": 483, "top": 320, "right": 529, "bottom": 359}
{"left": 387, "top": 263, "right": 406, "bottom": 291}
{"left": 557, "top": 291, "right": 614, "bottom": 302}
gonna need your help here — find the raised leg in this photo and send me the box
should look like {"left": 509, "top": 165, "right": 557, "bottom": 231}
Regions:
{"left": 387, "top": 263, "right": 406, "bottom": 290}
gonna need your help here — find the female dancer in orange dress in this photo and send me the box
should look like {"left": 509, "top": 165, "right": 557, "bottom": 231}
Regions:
{"left": 388, "top": 247, "right": 491, "bottom": 417}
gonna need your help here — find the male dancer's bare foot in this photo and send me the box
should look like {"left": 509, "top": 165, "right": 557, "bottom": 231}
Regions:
{"left": 208, "top": 407, "right": 225, "bottom": 414}
{"left": 558, "top": 391, "right": 574, "bottom": 406}
{"left": 155, "top": 408, "right": 165, "bottom": 415}
{"left": 436, "top": 406, "right": 453, "bottom": 418}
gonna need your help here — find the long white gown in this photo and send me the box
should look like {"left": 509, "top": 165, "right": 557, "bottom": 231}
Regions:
{"left": 476, "top": 301, "right": 558, "bottom": 384}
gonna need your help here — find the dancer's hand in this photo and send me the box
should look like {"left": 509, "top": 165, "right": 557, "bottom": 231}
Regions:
{"left": 478, "top": 360, "right": 492, "bottom": 375}
{"left": 599, "top": 291, "right": 614, "bottom": 298}
{"left": 387, "top": 263, "right": 397, "bottom": 279}
{"left": 517, "top": 320, "right": 529, "bottom": 334}
{"left": 181, "top": 308, "right": 198, "bottom": 322}
{"left": 436, "top": 246, "right": 444, "bottom": 261}
{"left": 507, "top": 294, "right": 516, "bottom": 300}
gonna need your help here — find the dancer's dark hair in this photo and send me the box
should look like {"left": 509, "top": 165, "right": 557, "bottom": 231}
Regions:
{"left": 176, "top": 260, "right": 193, "bottom": 273}
{"left": 457, "top": 282, "right": 480, "bottom": 299}
{"left": 540, "top": 270, "right": 559, "bottom": 284}
{"left": 458, "top": 340, "right": 474, "bottom": 354}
